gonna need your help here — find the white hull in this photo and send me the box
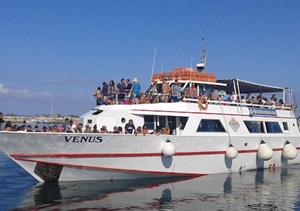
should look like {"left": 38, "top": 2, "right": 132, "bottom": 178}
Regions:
{"left": 0, "top": 104, "right": 299, "bottom": 182}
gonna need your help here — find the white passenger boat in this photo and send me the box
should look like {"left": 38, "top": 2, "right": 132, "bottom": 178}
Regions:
{"left": 0, "top": 45, "right": 299, "bottom": 182}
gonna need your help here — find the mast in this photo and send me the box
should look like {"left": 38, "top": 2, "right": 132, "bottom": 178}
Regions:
{"left": 196, "top": 38, "right": 206, "bottom": 72}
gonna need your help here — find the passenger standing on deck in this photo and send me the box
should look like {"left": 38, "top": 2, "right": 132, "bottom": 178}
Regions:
{"left": 102, "top": 82, "right": 109, "bottom": 101}
{"left": 117, "top": 78, "right": 126, "bottom": 104}
{"left": 186, "top": 83, "right": 197, "bottom": 99}
{"left": 93, "top": 87, "right": 104, "bottom": 105}
{"left": 151, "top": 81, "right": 159, "bottom": 103}
{"left": 124, "top": 79, "right": 132, "bottom": 96}
{"left": 130, "top": 78, "right": 141, "bottom": 104}
{"left": 171, "top": 79, "right": 181, "bottom": 102}
{"left": 125, "top": 119, "right": 135, "bottom": 134}
{"left": 108, "top": 80, "right": 119, "bottom": 104}
{"left": 161, "top": 78, "right": 171, "bottom": 102}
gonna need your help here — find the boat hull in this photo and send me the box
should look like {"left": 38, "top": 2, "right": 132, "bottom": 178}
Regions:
{"left": 0, "top": 131, "right": 299, "bottom": 182}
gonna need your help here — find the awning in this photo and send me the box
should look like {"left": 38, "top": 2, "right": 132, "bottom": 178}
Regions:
{"left": 217, "top": 78, "right": 285, "bottom": 94}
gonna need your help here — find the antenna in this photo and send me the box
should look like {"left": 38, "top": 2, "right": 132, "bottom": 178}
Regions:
{"left": 151, "top": 46, "right": 157, "bottom": 79}
{"left": 196, "top": 38, "right": 206, "bottom": 72}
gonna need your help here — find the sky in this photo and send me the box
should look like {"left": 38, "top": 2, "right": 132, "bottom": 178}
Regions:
{"left": 1, "top": 0, "right": 300, "bottom": 117}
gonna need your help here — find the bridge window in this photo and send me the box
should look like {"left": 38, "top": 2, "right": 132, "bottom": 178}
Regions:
{"left": 283, "top": 122, "right": 289, "bottom": 131}
{"left": 244, "top": 121, "right": 264, "bottom": 133}
{"left": 265, "top": 121, "right": 282, "bottom": 133}
{"left": 197, "top": 119, "right": 226, "bottom": 132}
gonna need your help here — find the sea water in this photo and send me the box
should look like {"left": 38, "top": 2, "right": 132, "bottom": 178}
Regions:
{"left": 1, "top": 151, "right": 300, "bottom": 211}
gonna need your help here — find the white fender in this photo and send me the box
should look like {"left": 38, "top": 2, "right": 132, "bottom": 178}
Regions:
{"left": 283, "top": 141, "right": 298, "bottom": 160}
{"left": 258, "top": 141, "right": 273, "bottom": 161}
{"left": 161, "top": 140, "right": 176, "bottom": 156}
{"left": 225, "top": 144, "right": 238, "bottom": 159}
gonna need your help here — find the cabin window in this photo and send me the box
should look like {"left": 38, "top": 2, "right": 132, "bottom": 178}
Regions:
{"left": 180, "top": 117, "right": 188, "bottom": 130}
{"left": 265, "top": 122, "right": 282, "bottom": 133}
{"left": 144, "top": 115, "right": 155, "bottom": 130}
{"left": 244, "top": 121, "right": 264, "bottom": 133}
{"left": 283, "top": 122, "right": 289, "bottom": 131}
{"left": 197, "top": 119, "right": 226, "bottom": 132}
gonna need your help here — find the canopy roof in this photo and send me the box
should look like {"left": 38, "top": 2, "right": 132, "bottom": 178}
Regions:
{"left": 217, "top": 78, "right": 285, "bottom": 94}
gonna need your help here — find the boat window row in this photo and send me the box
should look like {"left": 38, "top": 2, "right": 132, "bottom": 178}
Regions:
{"left": 194, "top": 119, "right": 289, "bottom": 134}
{"left": 244, "top": 120, "right": 287, "bottom": 133}
{"left": 143, "top": 115, "right": 188, "bottom": 135}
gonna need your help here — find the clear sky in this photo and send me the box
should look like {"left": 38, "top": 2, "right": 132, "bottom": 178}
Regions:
{"left": 1, "top": 0, "right": 300, "bottom": 117}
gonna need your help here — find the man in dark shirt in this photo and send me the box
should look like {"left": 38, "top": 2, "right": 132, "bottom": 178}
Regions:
{"left": 102, "top": 82, "right": 109, "bottom": 100}
{"left": 117, "top": 78, "right": 126, "bottom": 102}
{"left": 125, "top": 119, "right": 135, "bottom": 134}
{"left": 124, "top": 79, "right": 132, "bottom": 95}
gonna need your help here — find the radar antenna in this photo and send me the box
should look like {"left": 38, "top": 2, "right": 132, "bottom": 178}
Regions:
{"left": 196, "top": 38, "right": 206, "bottom": 72}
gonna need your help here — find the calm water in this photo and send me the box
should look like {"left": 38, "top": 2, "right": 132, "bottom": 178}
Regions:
{"left": 1, "top": 151, "right": 300, "bottom": 211}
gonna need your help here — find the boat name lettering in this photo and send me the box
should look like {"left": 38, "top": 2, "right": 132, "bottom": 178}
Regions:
{"left": 64, "top": 136, "right": 103, "bottom": 143}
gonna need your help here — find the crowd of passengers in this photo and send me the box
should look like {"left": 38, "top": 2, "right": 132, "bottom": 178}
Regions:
{"left": 93, "top": 77, "right": 287, "bottom": 108}
{"left": 0, "top": 117, "right": 172, "bottom": 135}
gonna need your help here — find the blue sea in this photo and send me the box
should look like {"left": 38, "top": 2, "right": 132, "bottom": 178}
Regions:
{"left": 1, "top": 151, "right": 300, "bottom": 211}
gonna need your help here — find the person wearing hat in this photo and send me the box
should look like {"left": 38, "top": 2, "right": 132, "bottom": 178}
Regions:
{"left": 130, "top": 77, "right": 141, "bottom": 104}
